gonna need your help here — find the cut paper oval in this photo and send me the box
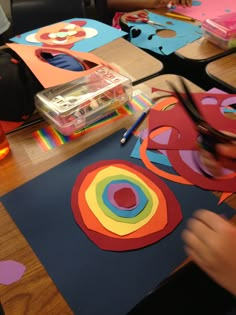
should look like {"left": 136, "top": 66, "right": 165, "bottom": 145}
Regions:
{"left": 79, "top": 166, "right": 167, "bottom": 237}
{"left": 84, "top": 166, "right": 159, "bottom": 235}
{"left": 0, "top": 260, "right": 26, "bottom": 285}
{"left": 71, "top": 160, "right": 182, "bottom": 251}
{"left": 106, "top": 181, "right": 140, "bottom": 211}
{"left": 102, "top": 179, "right": 148, "bottom": 219}
{"left": 98, "top": 176, "right": 151, "bottom": 224}
{"left": 114, "top": 187, "right": 137, "bottom": 209}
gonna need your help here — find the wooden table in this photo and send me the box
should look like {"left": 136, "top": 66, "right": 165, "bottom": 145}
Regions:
{"left": 0, "top": 74, "right": 235, "bottom": 314}
{"left": 206, "top": 52, "right": 236, "bottom": 91}
{"left": 92, "top": 37, "right": 163, "bottom": 83}
{"left": 175, "top": 37, "right": 234, "bottom": 62}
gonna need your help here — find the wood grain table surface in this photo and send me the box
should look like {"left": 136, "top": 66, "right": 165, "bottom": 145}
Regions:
{"left": 206, "top": 52, "right": 236, "bottom": 91}
{"left": 92, "top": 37, "right": 163, "bottom": 82}
{"left": 175, "top": 37, "right": 231, "bottom": 62}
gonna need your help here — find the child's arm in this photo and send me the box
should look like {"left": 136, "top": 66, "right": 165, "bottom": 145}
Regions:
{"left": 182, "top": 208, "right": 236, "bottom": 296}
{"left": 199, "top": 139, "right": 236, "bottom": 177}
{"left": 172, "top": 0, "right": 192, "bottom": 7}
{"left": 107, "top": 0, "right": 192, "bottom": 10}
{"left": 107, "top": 0, "right": 170, "bottom": 11}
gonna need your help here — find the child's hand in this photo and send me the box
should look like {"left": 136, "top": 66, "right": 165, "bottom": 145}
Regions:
{"left": 199, "top": 139, "right": 236, "bottom": 177}
{"left": 171, "top": 0, "right": 192, "bottom": 7}
{"left": 182, "top": 209, "right": 236, "bottom": 296}
{"left": 152, "top": 0, "right": 173, "bottom": 8}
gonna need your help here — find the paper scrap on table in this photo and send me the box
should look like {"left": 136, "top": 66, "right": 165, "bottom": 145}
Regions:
{"left": 130, "top": 136, "right": 172, "bottom": 167}
{"left": 0, "top": 260, "right": 26, "bottom": 285}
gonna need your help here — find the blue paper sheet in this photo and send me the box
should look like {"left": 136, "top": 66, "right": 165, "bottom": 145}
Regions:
{"left": 10, "top": 18, "right": 127, "bottom": 52}
{"left": 128, "top": 12, "right": 203, "bottom": 55}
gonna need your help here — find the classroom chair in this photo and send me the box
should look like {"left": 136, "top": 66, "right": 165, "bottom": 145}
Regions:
{"left": 10, "top": 0, "right": 87, "bottom": 35}
{"left": 94, "top": 0, "right": 115, "bottom": 25}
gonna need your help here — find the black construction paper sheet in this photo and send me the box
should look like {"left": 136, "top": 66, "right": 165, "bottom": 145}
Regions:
{"left": 1, "top": 129, "right": 235, "bottom": 315}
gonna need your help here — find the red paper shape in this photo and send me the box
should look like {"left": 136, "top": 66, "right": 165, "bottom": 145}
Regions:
{"left": 167, "top": 147, "right": 236, "bottom": 192}
{"left": 144, "top": 92, "right": 236, "bottom": 192}
{"left": 147, "top": 92, "right": 236, "bottom": 150}
{"left": 114, "top": 187, "right": 137, "bottom": 208}
{"left": 148, "top": 105, "right": 197, "bottom": 150}
{"left": 71, "top": 160, "right": 182, "bottom": 251}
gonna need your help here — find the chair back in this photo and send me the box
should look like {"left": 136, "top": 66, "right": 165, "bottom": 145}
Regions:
{"left": 11, "top": 0, "right": 86, "bottom": 35}
{"left": 94, "top": 0, "right": 114, "bottom": 25}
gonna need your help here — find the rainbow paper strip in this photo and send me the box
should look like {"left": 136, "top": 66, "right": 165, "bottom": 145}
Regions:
{"left": 32, "top": 93, "right": 152, "bottom": 152}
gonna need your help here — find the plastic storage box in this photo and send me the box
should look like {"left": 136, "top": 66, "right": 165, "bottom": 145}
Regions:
{"left": 202, "top": 12, "right": 236, "bottom": 50}
{"left": 35, "top": 67, "right": 132, "bottom": 135}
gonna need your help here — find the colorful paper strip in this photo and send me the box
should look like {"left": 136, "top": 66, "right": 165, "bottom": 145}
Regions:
{"left": 32, "top": 93, "right": 152, "bottom": 151}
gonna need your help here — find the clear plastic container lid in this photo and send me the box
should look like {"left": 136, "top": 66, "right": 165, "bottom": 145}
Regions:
{"left": 202, "top": 12, "right": 236, "bottom": 40}
{"left": 35, "top": 66, "right": 132, "bottom": 135}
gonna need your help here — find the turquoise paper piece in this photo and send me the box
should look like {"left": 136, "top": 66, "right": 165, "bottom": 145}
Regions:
{"left": 128, "top": 12, "right": 203, "bottom": 55}
{"left": 130, "top": 139, "right": 172, "bottom": 167}
{"left": 10, "top": 18, "right": 127, "bottom": 52}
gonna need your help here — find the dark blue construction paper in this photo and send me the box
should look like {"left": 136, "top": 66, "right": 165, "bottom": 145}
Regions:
{"left": 1, "top": 129, "right": 235, "bottom": 315}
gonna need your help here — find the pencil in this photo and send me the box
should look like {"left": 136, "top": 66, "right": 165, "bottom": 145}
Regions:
{"left": 120, "top": 107, "right": 150, "bottom": 144}
{"left": 164, "top": 12, "right": 195, "bottom": 22}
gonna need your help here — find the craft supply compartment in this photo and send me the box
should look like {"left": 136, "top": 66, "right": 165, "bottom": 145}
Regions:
{"left": 35, "top": 66, "right": 132, "bottom": 135}
{"left": 202, "top": 12, "right": 236, "bottom": 49}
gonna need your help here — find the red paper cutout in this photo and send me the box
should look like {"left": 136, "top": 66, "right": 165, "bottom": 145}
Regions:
{"left": 148, "top": 100, "right": 235, "bottom": 150}
{"left": 167, "top": 147, "right": 236, "bottom": 192}
{"left": 148, "top": 105, "right": 197, "bottom": 150}
{"left": 114, "top": 187, "right": 137, "bottom": 208}
{"left": 71, "top": 160, "right": 182, "bottom": 251}
{"left": 143, "top": 95, "right": 236, "bottom": 192}
{"left": 140, "top": 128, "right": 192, "bottom": 185}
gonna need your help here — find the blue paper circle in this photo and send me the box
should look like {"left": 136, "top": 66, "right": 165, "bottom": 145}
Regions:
{"left": 192, "top": 1, "right": 202, "bottom": 6}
